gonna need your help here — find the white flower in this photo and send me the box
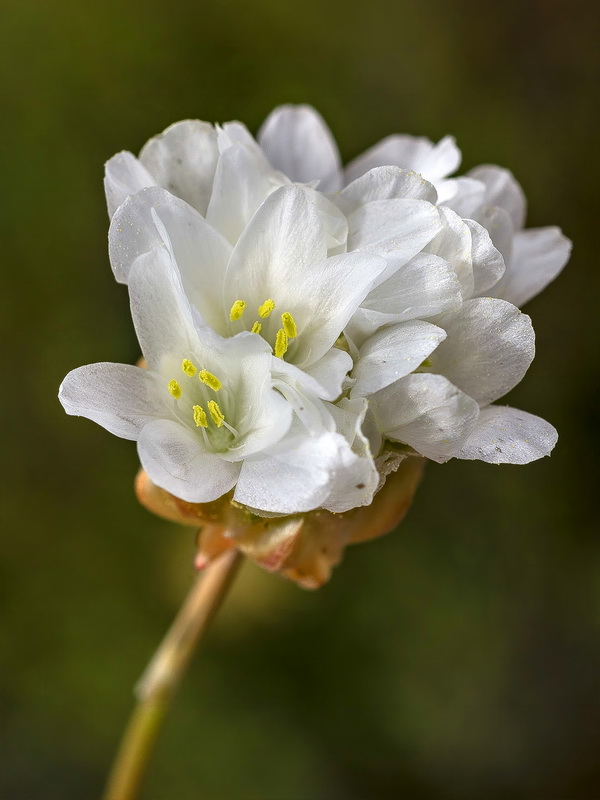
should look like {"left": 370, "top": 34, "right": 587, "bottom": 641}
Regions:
{"left": 63, "top": 185, "right": 385, "bottom": 514}
{"left": 105, "top": 105, "right": 569, "bottom": 317}
{"left": 445, "top": 165, "right": 572, "bottom": 307}
{"left": 60, "top": 249, "right": 295, "bottom": 505}
{"left": 110, "top": 182, "right": 388, "bottom": 372}
{"left": 350, "top": 297, "right": 558, "bottom": 465}
{"left": 90, "top": 104, "right": 567, "bottom": 515}
{"left": 255, "top": 105, "right": 571, "bottom": 310}
{"left": 258, "top": 104, "right": 462, "bottom": 202}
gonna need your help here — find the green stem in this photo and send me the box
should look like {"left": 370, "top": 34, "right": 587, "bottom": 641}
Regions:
{"left": 102, "top": 547, "right": 243, "bottom": 800}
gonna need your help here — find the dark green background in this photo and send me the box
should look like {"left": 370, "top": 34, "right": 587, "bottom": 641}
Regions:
{"left": 2, "top": 1, "right": 599, "bottom": 798}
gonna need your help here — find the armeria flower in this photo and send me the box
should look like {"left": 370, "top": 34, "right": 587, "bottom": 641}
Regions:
{"left": 104, "top": 104, "right": 569, "bottom": 317}
{"left": 109, "top": 183, "right": 387, "bottom": 374}
{"left": 331, "top": 167, "right": 504, "bottom": 344}
{"left": 445, "top": 165, "right": 572, "bottom": 308}
{"left": 255, "top": 104, "right": 571, "bottom": 310}
{"left": 63, "top": 105, "right": 570, "bottom": 586}
{"left": 104, "top": 108, "right": 506, "bottom": 349}
{"left": 259, "top": 103, "right": 464, "bottom": 202}
{"left": 349, "top": 296, "right": 558, "bottom": 465}
{"left": 62, "top": 190, "right": 387, "bottom": 515}
{"left": 59, "top": 247, "right": 298, "bottom": 507}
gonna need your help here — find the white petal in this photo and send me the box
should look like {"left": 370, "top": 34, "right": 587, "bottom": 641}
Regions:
{"left": 466, "top": 219, "right": 506, "bottom": 296}
{"left": 225, "top": 185, "right": 387, "bottom": 366}
{"left": 348, "top": 252, "right": 463, "bottom": 342}
{"left": 302, "top": 187, "right": 348, "bottom": 254}
{"left": 223, "top": 376, "right": 293, "bottom": 461}
{"left": 258, "top": 104, "right": 343, "bottom": 191}
{"left": 234, "top": 425, "right": 375, "bottom": 514}
{"left": 489, "top": 226, "right": 571, "bottom": 307}
{"left": 272, "top": 377, "right": 333, "bottom": 436}
{"left": 148, "top": 201, "right": 233, "bottom": 332}
{"left": 217, "top": 121, "right": 261, "bottom": 152}
{"left": 346, "top": 134, "right": 461, "bottom": 185}
{"left": 347, "top": 198, "right": 445, "bottom": 290}
{"left": 442, "top": 177, "right": 486, "bottom": 217}
{"left": 138, "top": 419, "right": 240, "bottom": 503}
{"left": 290, "top": 251, "right": 387, "bottom": 366}
{"left": 351, "top": 320, "right": 447, "bottom": 397}
{"left": 371, "top": 373, "right": 479, "bottom": 462}
{"left": 426, "top": 206, "right": 475, "bottom": 298}
{"left": 138, "top": 120, "right": 219, "bottom": 216}
{"left": 346, "top": 135, "right": 433, "bottom": 183}
{"left": 456, "top": 405, "right": 558, "bottom": 463}
{"left": 347, "top": 199, "right": 443, "bottom": 266}
{"left": 334, "top": 166, "right": 437, "bottom": 216}
{"left": 274, "top": 348, "right": 353, "bottom": 402}
{"left": 434, "top": 178, "right": 463, "bottom": 205}
{"left": 430, "top": 298, "right": 535, "bottom": 405}
{"left": 109, "top": 186, "right": 199, "bottom": 283}
{"left": 109, "top": 185, "right": 233, "bottom": 326}
{"left": 59, "top": 363, "right": 166, "bottom": 440}
{"left": 304, "top": 348, "right": 354, "bottom": 400}
{"left": 414, "top": 135, "right": 462, "bottom": 182}
{"left": 225, "top": 184, "right": 327, "bottom": 301}
{"left": 473, "top": 204, "right": 514, "bottom": 265}
{"left": 104, "top": 152, "right": 157, "bottom": 218}
{"left": 128, "top": 249, "right": 199, "bottom": 370}
{"left": 206, "top": 140, "right": 287, "bottom": 244}
{"left": 468, "top": 165, "right": 527, "bottom": 230}
{"left": 321, "top": 397, "right": 379, "bottom": 512}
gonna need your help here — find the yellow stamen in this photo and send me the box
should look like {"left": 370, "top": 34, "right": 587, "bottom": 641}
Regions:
{"left": 168, "top": 380, "right": 182, "bottom": 399}
{"left": 198, "top": 370, "right": 222, "bottom": 391}
{"left": 251, "top": 321, "right": 262, "bottom": 334}
{"left": 281, "top": 311, "right": 297, "bottom": 338}
{"left": 181, "top": 358, "right": 197, "bottom": 377}
{"left": 258, "top": 298, "right": 275, "bottom": 318}
{"left": 419, "top": 358, "right": 432, "bottom": 369}
{"left": 275, "top": 328, "right": 289, "bottom": 359}
{"left": 229, "top": 300, "right": 246, "bottom": 321}
{"left": 208, "top": 400, "right": 225, "bottom": 428}
{"left": 192, "top": 405, "right": 208, "bottom": 428}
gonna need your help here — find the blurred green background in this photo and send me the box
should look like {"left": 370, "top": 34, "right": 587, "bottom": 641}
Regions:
{"left": 2, "top": 0, "right": 599, "bottom": 798}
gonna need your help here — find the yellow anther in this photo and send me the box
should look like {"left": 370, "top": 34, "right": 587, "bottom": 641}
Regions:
{"left": 168, "top": 380, "right": 182, "bottom": 399}
{"left": 229, "top": 300, "right": 246, "bottom": 321}
{"left": 208, "top": 400, "right": 225, "bottom": 428}
{"left": 181, "top": 358, "right": 197, "bottom": 377}
{"left": 281, "top": 311, "right": 297, "bottom": 338}
{"left": 275, "top": 328, "right": 289, "bottom": 359}
{"left": 258, "top": 299, "right": 276, "bottom": 318}
{"left": 251, "top": 321, "right": 262, "bottom": 334}
{"left": 198, "top": 370, "right": 222, "bottom": 391}
{"left": 419, "top": 358, "right": 432, "bottom": 369}
{"left": 192, "top": 405, "right": 208, "bottom": 428}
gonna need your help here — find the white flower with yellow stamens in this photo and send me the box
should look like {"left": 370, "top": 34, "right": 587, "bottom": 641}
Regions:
{"left": 105, "top": 110, "right": 504, "bottom": 355}
{"left": 59, "top": 247, "right": 294, "bottom": 505}
{"left": 110, "top": 183, "right": 388, "bottom": 378}
{"left": 60, "top": 240, "right": 381, "bottom": 513}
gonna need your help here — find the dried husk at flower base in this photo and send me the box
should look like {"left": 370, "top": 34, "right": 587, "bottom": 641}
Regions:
{"left": 135, "top": 456, "right": 425, "bottom": 588}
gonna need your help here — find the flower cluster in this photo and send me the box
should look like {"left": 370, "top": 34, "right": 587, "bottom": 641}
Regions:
{"left": 60, "top": 105, "right": 570, "bottom": 582}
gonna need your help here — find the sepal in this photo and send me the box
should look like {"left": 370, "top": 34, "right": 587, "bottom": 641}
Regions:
{"left": 135, "top": 457, "right": 425, "bottom": 589}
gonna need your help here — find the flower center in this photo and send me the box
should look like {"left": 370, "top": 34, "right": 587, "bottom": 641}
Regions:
{"left": 166, "top": 358, "right": 238, "bottom": 451}
{"left": 229, "top": 298, "right": 298, "bottom": 359}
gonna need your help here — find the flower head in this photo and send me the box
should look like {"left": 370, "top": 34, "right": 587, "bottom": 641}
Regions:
{"left": 60, "top": 104, "right": 570, "bottom": 586}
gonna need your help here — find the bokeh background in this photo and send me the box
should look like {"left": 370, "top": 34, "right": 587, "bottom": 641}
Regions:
{"left": 2, "top": 0, "right": 599, "bottom": 798}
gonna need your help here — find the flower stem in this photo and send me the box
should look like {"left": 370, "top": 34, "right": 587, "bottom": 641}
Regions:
{"left": 102, "top": 547, "right": 243, "bottom": 800}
